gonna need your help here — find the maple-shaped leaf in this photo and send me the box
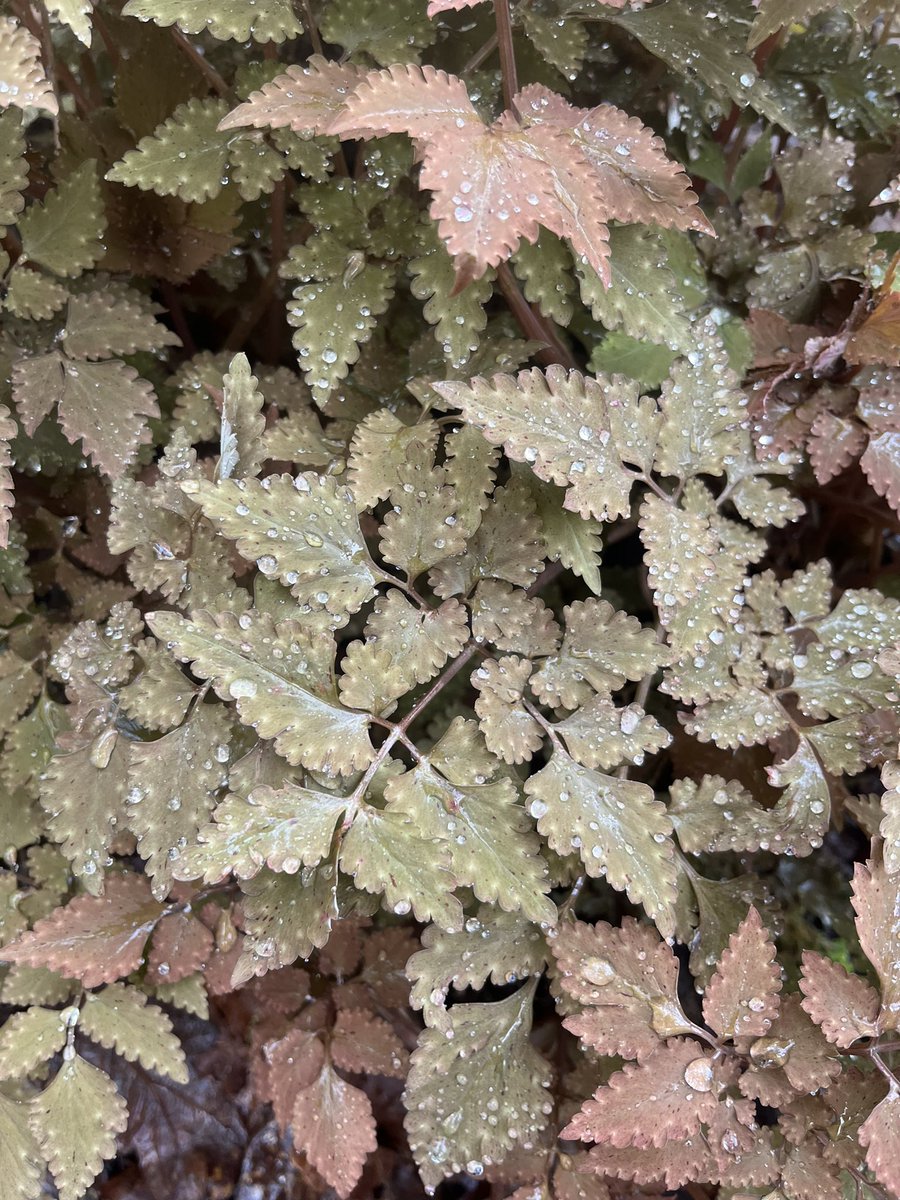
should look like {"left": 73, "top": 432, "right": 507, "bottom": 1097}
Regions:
{"left": 331, "top": 1008, "right": 408, "bottom": 1078}
{"left": 436, "top": 367, "right": 650, "bottom": 521}
{"left": 0, "top": 1006, "right": 69, "bottom": 1080}
{"left": 2, "top": 874, "right": 164, "bottom": 988}
{"left": 29, "top": 1054, "right": 128, "bottom": 1200}
{"left": 526, "top": 747, "right": 677, "bottom": 936}
{"left": 126, "top": 702, "right": 230, "bottom": 898}
{"left": 184, "top": 473, "right": 379, "bottom": 616}
{"left": 362, "top": 590, "right": 468, "bottom": 686}
{"left": 147, "top": 608, "right": 374, "bottom": 775}
{"left": 702, "top": 907, "right": 781, "bottom": 1040}
{"left": 0, "top": 18, "right": 58, "bottom": 115}
{"left": 119, "top": 640, "right": 200, "bottom": 732}
{"left": 550, "top": 917, "right": 693, "bottom": 1061}
{"left": 347, "top": 408, "right": 439, "bottom": 510}
{"left": 18, "top": 161, "right": 105, "bottom": 277}
{"left": 405, "top": 984, "right": 552, "bottom": 1189}
{"left": 746, "top": 994, "right": 840, "bottom": 1094}
{"left": 291, "top": 1060, "right": 376, "bottom": 1197}
{"left": 386, "top": 730, "right": 555, "bottom": 924}
{"left": 122, "top": 0, "right": 302, "bottom": 41}
{"left": 379, "top": 451, "right": 467, "bottom": 579}
{"left": 0, "top": 1092, "right": 42, "bottom": 1200}
{"left": 13, "top": 350, "right": 160, "bottom": 477}
{"left": 852, "top": 860, "right": 900, "bottom": 1027}
{"left": 339, "top": 806, "right": 462, "bottom": 930}
{"left": 175, "top": 781, "right": 348, "bottom": 882}
{"left": 79, "top": 984, "right": 188, "bottom": 1082}
{"left": 407, "top": 907, "right": 547, "bottom": 1031}
{"left": 859, "top": 1087, "right": 900, "bottom": 1197}
{"left": 563, "top": 1038, "right": 720, "bottom": 1148}
{"left": 798, "top": 951, "right": 880, "bottom": 1047}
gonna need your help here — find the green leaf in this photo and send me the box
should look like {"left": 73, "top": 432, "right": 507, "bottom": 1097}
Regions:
{"left": 404, "top": 984, "right": 552, "bottom": 1189}
{"left": 147, "top": 607, "right": 374, "bottom": 776}
{"left": 0, "top": 1007, "right": 68, "bottom": 1080}
{"left": 78, "top": 984, "right": 188, "bottom": 1082}
{"left": 126, "top": 702, "right": 231, "bottom": 898}
{"left": 654, "top": 320, "right": 746, "bottom": 479}
{"left": 510, "top": 466, "right": 603, "bottom": 595}
{"left": 19, "top": 162, "right": 106, "bottom": 278}
{"left": 319, "top": 0, "right": 436, "bottom": 66}
{"left": 588, "top": 331, "right": 676, "bottom": 389}
{"left": 45, "top": 0, "right": 93, "bottom": 45}
{"left": 511, "top": 230, "right": 575, "bottom": 326}
{"left": 108, "top": 99, "right": 232, "bottom": 204}
{"left": 29, "top": 1055, "right": 128, "bottom": 1200}
{"left": 0, "top": 109, "right": 26, "bottom": 229}
{"left": 175, "top": 781, "right": 348, "bottom": 881}
{"left": 185, "top": 473, "right": 379, "bottom": 616}
{"left": 379, "top": 451, "right": 467, "bottom": 579}
{"left": 218, "top": 352, "right": 265, "bottom": 480}
{"left": 526, "top": 746, "right": 678, "bottom": 936}
{"left": 0, "top": 17, "right": 57, "bottom": 115}
{"left": 235, "top": 864, "right": 339, "bottom": 983}
{"left": 0, "top": 1093, "right": 42, "bottom": 1200}
{"left": 121, "top": 0, "right": 302, "bottom": 41}
{"left": 410, "top": 226, "right": 492, "bottom": 368}
{"left": 339, "top": 806, "right": 463, "bottom": 930}
{"left": 4, "top": 265, "right": 68, "bottom": 320}
{"left": 436, "top": 367, "right": 652, "bottom": 522}
{"left": 576, "top": 225, "right": 692, "bottom": 351}
{"left": 407, "top": 908, "right": 547, "bottom": 1031}
{"left": 62, "top": 287, "right": 181, "bottom": 361}
{"left": 386, "top": 725, "right": 556, "bottom": 925}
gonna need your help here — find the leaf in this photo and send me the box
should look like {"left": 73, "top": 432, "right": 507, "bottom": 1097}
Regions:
{"left": 147, "top": 609, "right": 373, "bottom": 775}
{"left": 526, "top": 747, "right": 678, "bottom": 936}
{"left": 655, "top": 322, "right": 746, "bottom": 479}
{"left": 62, "top": 287, "right": 181, "bottom": 361}
{"left": 404, "top": 984, "right": 552, "bottom": 1189}
{"left": 0, "top": 109, "right": 26, "bottom": 229}
{"left": 220, "top": 57, "right": 362, "bottom": 135}
{"left": 121, "top": 0, "right": 302, "bottom": 41}
{"left": 79, "top": 984, "right": 189, "bottom": 1082}
{"left": 108, "top": 99, "right": 232, "bottom": 204}
{"left": 185, "top": 473, "right": 379, "bottom": 616}
{"left": 436, "top": 367, "right": 649, "bottom": 522}
{"left": 562, "top": 1038, "right": 720, "bottom": 1148}
{"left": 362, "top": 590, "right": 468, "bottom": 685}
{"left": 702, "top": 908, "right": 781, "bottom": 1040}
{"left": 146, "top": 911, "right": 213, "bottom": 985}
{"left": 576, "top": 225, "right": 691, "bottom": 352}
{"left": 379, "top": 451, "right": 467, "bottom": 578}
{"left": 291, "top": 1061, "right": 377, "bottom": 1197}
{"left": 471, "top": 580, "right": 560, "bottom": 658}
{"left": 347, "top": 408, "right": 438, "bottom": 509}
{"left": 386, "top": 742, "right": 555, "bottom": 924}
{"left": 859, "top": 1087, "right": 900, "bottom": 1197}
{"left": 511, "top": 468, "right": 603, "bottom": 594}
{"left": 639, "top": 493, "right": 718, "bottom": 627}
{"left": 0, "top": 1006, "right": 68, "bottom": 1080}
{"left": 175, "top": 781, "right": 347, "bottom": 882}
{"left": 319, "top": 0, "right": 435, "bottom": 65}
{"left": 531, "top": 598, "right": 667, "bottom": 708}
{"left": 235, "top": 865, "right": 339, "bottom": 982}
{"left": 339, "top": 806, "right": 462, "bottom": 930}
{"left": 40, "top": 731, "right": 130, "bottom": 890}
{"left": 554, "top": 695, "right": 671, "bottom": 772}
{"left": 19, "top": 162, "right": 105, "bottom": 278}
{"left": 13, "top": 351, "right": 160, "bottom": 477}
{"left": 472, "top": 655, "right": 544, "bottom": 764}
{"left": 512, "top": 231, "right": 575, "bottom": 326}
{"left": 407, "top": 907, "right": 547, "bottom": 1031}
{"left": 853, "top": 861, "right": 900, "bottom": 1027}
{"left": 29, "top": 1054, "right": 128, "bottom": 1200}
{"left": 550, "top": 917, "right": 692, "bottom": 1061}
{"left": 0, "top": 1093, "right": 42, "bottom": 1200}
{"left": 126, "top": 702, "right": 231, "bottom": 897}
{"left": 410, "top": 226, "right": 493, "bottom": 368}
{"left": 861, "top": 430, "right": 900, "bottom": 516}
{"left": 2, "top": 874, "right": 164, "bottom": 988}
{"left": 45, "top": 0, "right": 93, "bottom": 44}
{"left": 798, "top": 951, "right": 880, "bottom": 1047}
{"left": 331, "top": 1008, "right": 408, "bottom": 1078}
{"left": 0, "top": 18, "right": 57, "bottom": 115}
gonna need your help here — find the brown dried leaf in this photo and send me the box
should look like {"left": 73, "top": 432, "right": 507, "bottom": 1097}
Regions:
{"left": 330, "top": 1008, "right": 408, "bottom": 1078}
{"left": 798, "top": 951, "right": 880, "bottom": 1047}
{"left": 702, "top": 908, "right": 782, "bottom": 1041}
{"left": 290, "top": 1060, "right": 377, "bottom": 1198}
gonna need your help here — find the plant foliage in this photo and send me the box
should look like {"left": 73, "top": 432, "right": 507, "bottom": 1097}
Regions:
{"left": 2, "top": 1, "right": 900, "bottom": 1198}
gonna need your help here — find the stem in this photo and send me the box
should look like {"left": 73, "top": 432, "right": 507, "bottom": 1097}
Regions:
{"left": 496, "top": 264, "right": 579, "bottom": 371}
{"left": 171, "top": 28, "right": 232, "bottom": 100}
{"left": 493, "top": 0, "right": 519, "bottom": 111}
{"left": 523, "top": 698, "right": 565, "bottom": 753}
{"left": 872, "top": 1046, "right": 900, "bottom": 1092}
{"left": 462, "top": 32, "right": 498, "bottom": 75}
{"left": 301, "top": 0, "right": 326, "bottom": 57}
